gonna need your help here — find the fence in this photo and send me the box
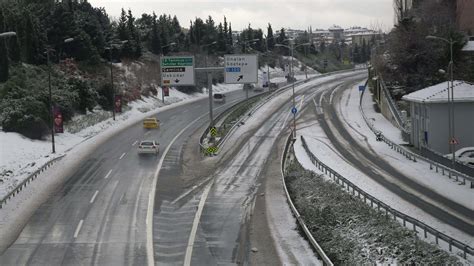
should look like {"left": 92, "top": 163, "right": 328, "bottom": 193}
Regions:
{"left": 281, "top": 133, "right": 333, "bottom": 266}
{"left": 359, "top": 88, "right": 474, "bottom": 188}
{"left": 200, "top": 68, "right": 366, "bottom": 156}
{"left": 300, "top": 135, "right": 473, "bottom": 259}
{"left": 0, "top": 155, "right": 65, "bottom": 209}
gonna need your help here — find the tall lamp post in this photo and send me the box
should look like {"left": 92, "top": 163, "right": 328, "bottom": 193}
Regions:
{"left": 46, "top": 37, "right": 75, "bottom": 153}
{"left": 105, "top": 40, "right": 128, "bottom": 121}
{"left": 199, "top": 41, "right": 217, "bottom": 127}
{"left": 426, "top": 35, "right": 456, "bottom": 164}
{"left": 275, "top": 41, "right": 311, "bottom": 138}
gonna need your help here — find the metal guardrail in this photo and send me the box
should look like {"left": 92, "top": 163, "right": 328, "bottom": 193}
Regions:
{"left": 359, "top": 87, "right": 474, "bottom": 187}
{"left": 0, "top": 155, "right": 65, "bottom": 209}
{"left": 300, "top": 135, "right": 474, "bottom": 259}
{"left": 281, "top": 133, "right": 333, "bottom": 266}
{"left": 379, "top": 75, "right": 407, "bottom": 131}
{"left": 201, "top": 68, "right": 367, "bottom": 155}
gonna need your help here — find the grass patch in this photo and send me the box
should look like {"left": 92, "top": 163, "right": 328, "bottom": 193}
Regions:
{"left": 285, "top": 158, "right": 459, "bottom": 265}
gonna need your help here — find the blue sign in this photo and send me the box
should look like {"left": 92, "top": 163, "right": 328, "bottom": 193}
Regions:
{"left": 226, "top": 67, "right": 241, "bottom": 73}
{"left": 291, "top": 107, "right": 297, "bottom": 114}
{"left": 359, "top": 85, "right": 366, "bottom": 92}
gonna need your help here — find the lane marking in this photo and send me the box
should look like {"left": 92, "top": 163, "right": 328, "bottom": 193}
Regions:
{"left": 90, "top": 190, "right": 99, "bottom": 204}
{"left": 119, "top": 153, "right": 126, "bottom": 160}
{"left": 73, "top": 219, "right": 84, "bottom": 239}
{"left": 104, "top": 169, "right": 112, "bottom": 179}
{"left": 144, "top": 131, "right": 151, "bottom": 136}
{"left": 146, "top": 111, "right": 212, "bottom": 266}
{"left": 184, "top": 182, "right": 214, "bottom": 266}
{"left": 132, "top": 140, "right": 138, "bottom": 146}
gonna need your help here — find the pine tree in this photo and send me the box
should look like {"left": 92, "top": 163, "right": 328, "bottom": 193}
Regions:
{"left": 150, "top": 12, "right": 161, "bottom": 54}
{"left": 217, "top": 22, "right": 225, "bottom": 52}
{"left": 267, "top": 23, "right": 274, "bottom": 50}
{"left": 227, "top": 22, "right": 233, "bottom": 51}
{"left": 117, "top": 8, "right": 129, "bottom": 40}
{"left": 0, "top": 40, "right": 8, "bottom": 82}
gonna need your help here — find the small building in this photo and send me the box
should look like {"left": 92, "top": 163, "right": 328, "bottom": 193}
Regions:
{"left": 402, "top": 81, "right": 474, "bottom": 154}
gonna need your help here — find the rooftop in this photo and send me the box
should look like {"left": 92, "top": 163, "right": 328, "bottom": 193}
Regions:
{"left": 402, "top": 81, "right": 474, "bottom": 103}
{"left": 462, "top": 40, "right": 474, "bottom": 51}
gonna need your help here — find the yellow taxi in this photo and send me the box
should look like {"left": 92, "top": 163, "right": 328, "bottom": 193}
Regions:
{"left": 143, "top": 117, "right": 160, "bottom": 129}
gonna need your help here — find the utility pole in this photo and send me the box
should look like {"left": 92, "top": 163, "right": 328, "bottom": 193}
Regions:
{"left": 46, "top": 48, "right": 55, "bottom": 153}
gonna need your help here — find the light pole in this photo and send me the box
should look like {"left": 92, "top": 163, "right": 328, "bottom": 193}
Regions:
{"left": 199, "top": 41, "right": 217, "bottom": 127}
{"left": 44, "top": 37, "right": 74, "bottom": 154}
{"left": 275, "top": 41, "right": 310, "bottom": 138}
{"left": 426, "top": 35, "right": 456, "bottom": 164}
{"left": 0, "top": 32, "right": 17, "bottom": 83}
{"left": 105, "top": 40, "right": 128, "bottom": 121}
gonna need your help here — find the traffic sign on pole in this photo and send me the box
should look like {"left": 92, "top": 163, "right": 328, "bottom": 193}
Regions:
{"left": 291, "top": 107, "right": 297, "bottom": 114}
{"left": 224, "top": 54, "right": 258, "bottom": 84}
{"left": 161, "top": 56, "right": 195, "bottom": 86}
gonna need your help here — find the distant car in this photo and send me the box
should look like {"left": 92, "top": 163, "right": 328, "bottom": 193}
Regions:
{"left": 243, "top": 84, "right": 254, "bottom": 91}
{"left": 269, "top": 82, "right": 278, "bottom": 90}
{"left": 254, "top": 86, "right": 264, "bottom": 92}
{"left": 138, "top": 140, "right": 159, "bottom": 155}
{"left": 213, "top": 93, "right": 226, "bottom": 103}
{"left": 143, "top": 117, "right": 159, "bottom": 129}
{"left": 445, "top": 147, "right": 474, "bottom": 166}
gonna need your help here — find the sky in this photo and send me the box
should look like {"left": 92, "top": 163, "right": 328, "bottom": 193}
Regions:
{"left": 88, "top": 0, "right": 395, "bottom": 32}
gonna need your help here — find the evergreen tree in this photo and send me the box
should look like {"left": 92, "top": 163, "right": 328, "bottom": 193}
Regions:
{"left": 217, "top": 22, "right": 225, "bottom": 52}
{"left": 267, "top": 23, "right": 275, "bottom": 50}
{"left": 0, "top": 40, "right": 8, "bottom": 82}
{"left": 117, "top": 8, "right": 129, "bottom": 40}
{"left": 150, "top": 12, "right": 161, "bottom": 54}
{"left": 227, "top": 22, "right": 233, "bottom": 51}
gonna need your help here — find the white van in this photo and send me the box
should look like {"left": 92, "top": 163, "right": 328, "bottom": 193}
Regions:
{"left": 213, "top": 93, "right": 226, "bottom": 103}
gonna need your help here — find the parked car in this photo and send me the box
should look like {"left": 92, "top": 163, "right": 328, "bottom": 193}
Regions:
{"left": 445, "top": 147, "right": 474, "bottom": 166}
{"left": 138, "top": 140, "right": 159, "bottom": 155}
{"left": 213, "top": 93, "right": 226, "bottom": 103}
{"left": 143, "top": 117, "right": 160, "bottom": 129}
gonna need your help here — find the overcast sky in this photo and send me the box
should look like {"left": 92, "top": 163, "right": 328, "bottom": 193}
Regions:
{"left": 88, "top": 0, "right": 395, "bottom": 32}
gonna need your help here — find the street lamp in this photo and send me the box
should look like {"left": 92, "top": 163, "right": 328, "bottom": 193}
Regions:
{"left": 426, "top": 35, "right": 456, "bottom": 164}
{"left": 45, "top": 37, "right": 75, "bottom": 154}
{"left": 0, "top": 32, "right": 16, "bottom": 38}
{"left": 199, "top": 41, "right": 217, "bottom": 127}
{"left": 161, "top": 42, "right": 176, "bottom": 55}
{"left": 275, "top": 41, "right": 310, "bottom": 138}
{"left": 241, "top": 38, "right": 259, "bottom": 53}
{"left": 105, "top": 40, "right": 128, "bottom": 121}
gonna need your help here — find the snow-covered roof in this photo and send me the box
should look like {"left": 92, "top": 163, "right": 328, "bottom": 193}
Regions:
{"left": 328, "top": 25, "right": 343, "bottom": 31}
{"left": 462, "top": 41, "right": 474, "bottom": 52}
{"left": 402, "top": 81, "right": 474, "bottom": 103}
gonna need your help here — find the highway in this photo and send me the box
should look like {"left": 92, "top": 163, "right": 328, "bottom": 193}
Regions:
{"left": 311, "top": 80, "right": 474, "bottom": 236}
{"left": 0, "top": 88, "right": 263, "bottom": 265}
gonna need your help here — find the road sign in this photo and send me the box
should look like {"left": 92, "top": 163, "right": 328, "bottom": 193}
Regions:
{"left": 210, "top": 127, "right": 218, "bottom": 137}
{"left": 224, "top": 54, "right": 258, "bottom": 84}
{"left": 160, "top": 56, "right": 195, "bottom": 86}
{"left": 449, "top": 138, "right": 459, "bottom": 145}
{"left": 359, "top": 85, "right": 365, "bottom": 92}
{"left": 291, "top": 107, "right": 297, "bottom": 114}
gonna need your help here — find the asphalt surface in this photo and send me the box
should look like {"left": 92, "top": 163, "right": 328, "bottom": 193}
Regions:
{"left": 0, "top": 88, "right": 263, "bottom": 265}
{"left": 313, "top": 81, "right": 474, "bottom": 236}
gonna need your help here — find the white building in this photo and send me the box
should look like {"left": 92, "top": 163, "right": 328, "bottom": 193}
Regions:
{"left": 402, "top": 81, "right": 474, "bottom": 154}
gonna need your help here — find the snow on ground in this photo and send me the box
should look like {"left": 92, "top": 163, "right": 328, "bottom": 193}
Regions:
{"left": 0, "top": 83, "right": 242, "bottom": 200}
{"left": 292, "top": 81, "right": 473, "bottom": 249}
{"left": 342, "top": 83, "right": 473, "bottom": 209}
{"left": 0, "top": 61, "right": 309, "bottom": 200}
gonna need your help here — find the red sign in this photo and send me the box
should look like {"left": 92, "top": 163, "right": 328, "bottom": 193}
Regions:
{"left": 114, "top": 95, "right": 122, "bottom": 113}
{"left": 53, "top": 107, "right": 63, "bottom": 133}
{"left": 163, "top": 87, "right": 169, "bottom": 97}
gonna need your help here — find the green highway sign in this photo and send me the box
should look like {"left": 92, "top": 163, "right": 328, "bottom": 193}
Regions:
{"left": 161, "top": 56, "right": 195, "bottom": 86}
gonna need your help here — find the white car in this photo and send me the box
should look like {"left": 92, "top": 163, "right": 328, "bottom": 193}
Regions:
{"left": 138, "top": 140, "right": 159, "bottom": 155}
{"left": 445, "top": 147, "right": 474, "bottom": 166}
{"left": 213, "top": 93, "right": 226, "bottom": 103}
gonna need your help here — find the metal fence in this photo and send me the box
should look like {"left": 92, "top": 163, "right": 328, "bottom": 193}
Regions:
{"left": 359, "top": 88, "right": 474, "bottom": 187}
{"left": 300, "top": 135, "right": 474, "bottom": 259}
{"left": 0, "top": 155, "right": 65, "bottom": 209}
{"left": 281, "top": 133, "right": 333, "bottom": 266}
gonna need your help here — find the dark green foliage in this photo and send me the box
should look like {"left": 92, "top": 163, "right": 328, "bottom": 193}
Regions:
{"left": 97, "top": 83, "right": 114, "bottom": 111}
{"left": 285, "top": 159, "right": 459, "bottom": 264}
